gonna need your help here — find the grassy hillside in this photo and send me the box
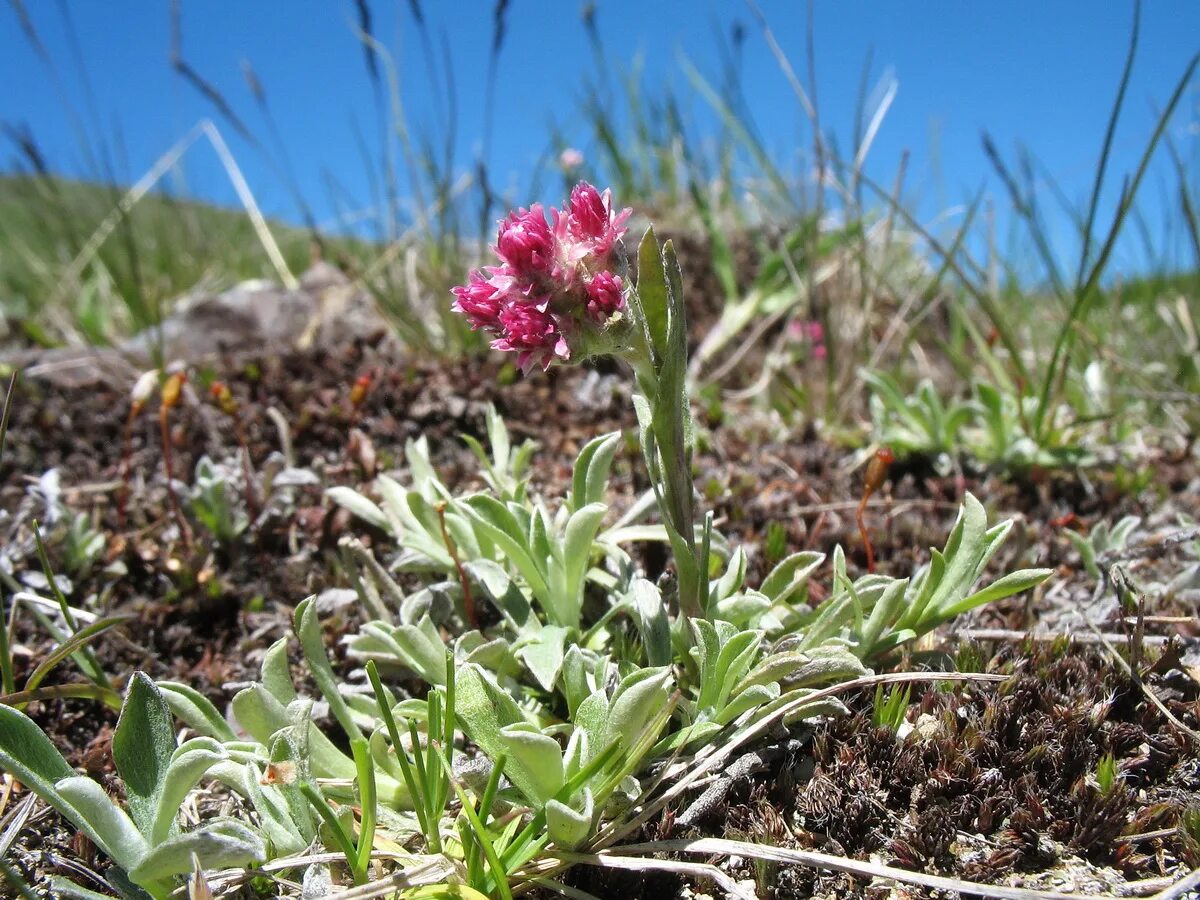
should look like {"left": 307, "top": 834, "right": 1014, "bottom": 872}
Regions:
{"left": 0, "top": 173, "right": 318, "bottom": 345}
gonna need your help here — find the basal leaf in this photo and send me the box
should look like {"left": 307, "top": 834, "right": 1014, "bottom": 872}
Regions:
{"left": 112, "top": 673, "right": 175, "bottom": 838}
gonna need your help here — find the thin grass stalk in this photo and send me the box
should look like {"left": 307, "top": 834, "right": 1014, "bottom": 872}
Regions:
{"left": 351, "top": 739, "right": 377, "bottom": 883}
{"left": 299, "top": 782, "right": 362, "bottom": 883}
{"left": 366, "top": 662, "right": 438, "bottom": 850}
{"left": 1077, "top": 0, "right": 1141, "bottom": 288}
{"left": 1034, "top": 51, "right": 1200, "bottom": 439}
{"left": 31, "top": 522, "right": 109, "bottom": 688}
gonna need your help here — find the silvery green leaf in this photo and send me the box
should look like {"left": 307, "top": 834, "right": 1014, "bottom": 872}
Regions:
{"left": 715, "top": 683, "right": 778, "bottom": 726}
{"left": 736, "top": 650, "right": 812, "bottom": 691}
{"left": 938, "top": 568, "right": 1053, "bottom": 622}
{"left": 712, "top": 547, "right": 747, "bottom": 604}
{"left": 284, "top": 699, "right": 364, "bottom": 787}
{"left": 572, "top": 432, "right": 622, "bottom": 513}
{"left": 562, "top": 728, "right": 589, "bottom": 782}
{"left": 799, "top": 590, "right": 857, "bottom": 652}
{"left": 901, "top": 550, "right": 945, "bottom": 630}
{"left": 370, "top": 616, "right": 448, "bottom": 684}
{"left": 454, "top": 665, "right": 543, "bottom": 802}
{"left": 295, "top": 597, "right": 361, "bottom": 742}
{"left": 517, "top": 625, "right": 570, "bottom": 692}
{"left": 467, "top": 559, "right": 533, "bottom": 628}
{"left": 561, "top": 645, "right": 591, "bottom": 718}
{"left": 112, "top": 673, "right": 175, "bottom": 839}
{"left": 708, "top": 629, "right": 762, "bottom": 712}
{"left": 776, "top": 646, "right": 868, "bottom": 690}
{"left": 604, "top": 667, "right": 672, "bottom": 750}
{"left": 403, "top": 437, "right": 440, "bottom": 501}
{"left": 241, "top": 762, "right": 309, "bottom": 855}
{"left": 635, "top": 227, "right": 669, "bottom": 364}
{"left": 858, "top": 578, "right": 910, "bottom": 657}
{"left": 546, "top": 789, "right": 594, "bottom": 849}
{"left": 560, "top": 502, "right": 608, "bottom": 624}
{"left": 781, "top": 696, "right": 851, "bottom": 726}
{"left": 47, "top": 877, "right": 136, "bottom": 900}
{"left": 654, "top": 720, "right": 723, "bottom": 754}
{"left": 712, "top": 590, "right": 771, "bottom": 627}
{"left": 573, "top": 690, "right": 610, "bottom": 764}
{"left": 128, "top": 819, "right": 265, "bottom": 883}
{"left": 630, "top": 579, "right": 671, "bottom": 667}
{"left": 760, "top": 551, "right": 825, "bottom": 606}
{"left": 152, "top": 738, "right": 228, "bottom": 843}
{"left": 231, "top": 685, "right": 289, "bottom": 746}
{"left": 463, "top": 635, "right": 519, "bottom": 676}
{"left": 325, "top": 487, "right": 389, "bottom": 533}
{"left": 1066, "top": 529, "right": 1099, "bottom": 579}
{"left": 531, "top": 505, "right": 554, "bottom": 573}
{"left": 261, "top": 637, "right": 297, "bottom": 705}
{"left": 466, "top": 496, "right": 551, "bottom": 603}
{"left": 54, "top": 776, "right": 147, "bottom": 872}
{"left": 497, "top": 725, "right": 563, "bottom": 805}
{"left": 485, "top": 402, "right": 511, "bottom": 472}
{"left": 690, "top": 618, "right": 722, "bottom": 707}
{"left": 157, "top": 681, "right": 236, "bottom": 742}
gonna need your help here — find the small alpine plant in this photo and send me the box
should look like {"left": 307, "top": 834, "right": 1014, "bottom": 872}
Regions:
{"left": 453, "top": 181, "right": 708, "bottom": 616}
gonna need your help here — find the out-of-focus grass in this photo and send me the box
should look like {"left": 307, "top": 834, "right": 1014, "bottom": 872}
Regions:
{"left": 0, "top": 173, "right": 318, "bottom": 347}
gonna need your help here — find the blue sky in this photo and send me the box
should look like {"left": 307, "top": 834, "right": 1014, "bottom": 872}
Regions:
{"left": 3, "top": 1, "right": 1198, "bottom": 272}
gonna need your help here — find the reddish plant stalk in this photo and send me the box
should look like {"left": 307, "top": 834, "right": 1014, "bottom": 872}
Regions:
{"left": 857, "top": 447, "right": 894, "bottom": 574}
{"left": 436, "top": 501, "right": 477, "bottom": 629}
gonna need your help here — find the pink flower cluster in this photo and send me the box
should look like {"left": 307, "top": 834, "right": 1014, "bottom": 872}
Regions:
{"left": 788, "top": 319, "right": 827, "bottom": 360}
{"left": 452, "top": 182, "right": 632, "bottom": 372}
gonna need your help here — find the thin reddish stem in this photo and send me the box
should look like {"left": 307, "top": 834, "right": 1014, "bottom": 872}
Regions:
{"left": 857, "top": 447, "right": 895, "bottom": 574}
{"left": 436, "top": 502, "right": 477, "bottom": 629}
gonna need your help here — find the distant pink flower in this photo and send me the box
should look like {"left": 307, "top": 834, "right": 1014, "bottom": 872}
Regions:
{"left": 786, "top": 318, "right": 827, "bottom": 360}
{"left": 492, "top": 301, "right": 569, "bottom": 371}
{"left": 585, "top": 271, "right": 624, "bottom": 322}
{"left": 559, "top": 147, "right": 584, "bottom": 169}
{"left": 495, "top": 205, "right": 555, "bottom": 277}
{"left": 565, "top": 182, "right": 631, "bottom": 258}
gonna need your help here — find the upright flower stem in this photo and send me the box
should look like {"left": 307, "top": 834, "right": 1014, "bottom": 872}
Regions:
{"left": 624, "top": 228, "right": 707, "bottom": 618}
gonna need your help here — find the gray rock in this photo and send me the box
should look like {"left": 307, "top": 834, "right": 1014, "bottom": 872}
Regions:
{"left": 6, "top": 262, "right": 390, "bottom": 388}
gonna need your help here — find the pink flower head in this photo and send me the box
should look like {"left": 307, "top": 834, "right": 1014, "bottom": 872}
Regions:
{"left": 452, "top": 182, "right": 632, "bottom": 373}
{"left": 492, "top": 300, "right": 570, "bottom": 372}
{"left": 585, "top": 271, "right": 625, "bottom": 322}
{"left": 451, "top": 268, "right": 506, "bottom": 331}
{"left": 495, "top": 204, "right": 555, "bottom": 276}
{"left": 565, "top": 182, "right": 631, "bottom": 257}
